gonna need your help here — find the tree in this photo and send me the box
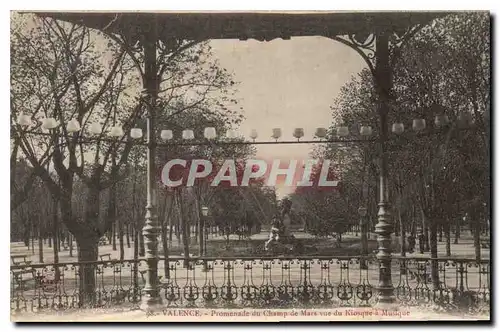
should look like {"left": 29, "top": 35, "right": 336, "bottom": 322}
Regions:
{"left": 11, "top": 14, "right": 240, "bottom": 305}
{"left": 290, "top": 161, "right": 349, "bottom": 241}
{"left": 317, "top": 12, "right": 489, "bottom": 270}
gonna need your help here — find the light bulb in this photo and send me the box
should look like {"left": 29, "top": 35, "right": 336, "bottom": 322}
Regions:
{"left": 360, "top": 126, "right": 372, "bottom": 136}
{"left": 293, "top": 128, "right": 304, "bottom": 139}
{"left": 67, "top": 119, "right": 81, "bottom": 133}
{"left": 392, "top": 123, "right": 404, "bottom": 134}
{"left": 17, "top": 112, "right": 31, "bottom": 127}
{"left": 109, "top": 126, "right": 124, "bottom": 137}
{"left": 201, "top": 206, "right": 209, "bottom": 217}
{"left": 226, "top": 129, "right": 237, "bottom": 139}
{"left": 434, "top": 115, "right": 449, "bottom": 127}
{"left": 315, "top": 127, "right": 327, "bottom": 138}
{"left": 130, "top": 128, "right": 143, "bottom": 139}
{"left": 412, "top": 119, "right": 426, "bottom": 131}
{"left": 182, "top": 129, "right": 195, "bottom": 140}
{"left": 42, "top": 117, "right": 58, "bottom": 130}
{"left": 271, "top": 128, "right": 282, "bottom": 140}
{"left": 161, "top": 130, "right": 173, "bottom": 141}
{"left": 204, "top": 127, "right": 217, "bottom": 139}
{"left": 250, "top": 129, "right": 258, "bottom": 140}
{"left": 337, "top": 126, "right": 349, "bottom": 137}
{"left": 89, "top": 123, "right": 102, "bottom": 135}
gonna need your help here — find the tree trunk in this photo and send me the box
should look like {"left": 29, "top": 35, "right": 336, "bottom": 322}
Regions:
{"left": 138, "top": 226, "right": 145, "bottom": 256}
{"left": 193, "top": 219, "right": 198, "bottom": 245}
{"left": 23, "top": 225, "right": 30, "bottom": 248}
{"left": 161, "top": 196, "right": 173, "bottom": 279}
{"left": 69, "top": 233, "right": 73, "bottom": 257}
{"left": 472, "top": 209, "right": 481, "bottom": 262}
{"left": 175, "top": 218, "right": 181, "bottom": 242}
{"left": 169, "top": 215, "right": 174, "bottom": 242}
{"left": 194, "top": 198, "right": 203, "bottom": 256}
{"left": 134, "top": 226, "right": 139, "bottom": 260}
{"left": 38, "top": 227, "right": 44, "bottom": 263}
{"left": 112, "top": 222, "right": 117, "bottom": 251}
{"left": 445, "top": 219, "right": 451, "bottom": 257}
{"left": 48, "top": 236, "right": 52, "bottom": 248}
{"left": 52, "top": 222, "right": 60, "bottom": 280}
{"left": 186, "top": 217, "right": 191, "bottom": 243}
{"left": 31, "top": 228, "right": 35, "bottom": 255}
{"left": 399, "top": 209, "right": 406, "bottom": 257}
{"left": 429, "top": 214, "right": 440, "bottom": 289}
{"left": 178, "top": 194, "right": 190, "bottom": 268}
{"left": 162, "top": 221, "right": 170, "bottom": 279}
{"left": 199, "top": 216, "right": 204, "bottom": 257}
{"left": 438, "top": 224, "right": 443, "bottom": 242}
{"left": 58, "top": 190, "right": 79, "bottom": 254}
{"left": 76, "top": 235, "right": 99, "bottom": 307}
{"left": 454, "top": 217, "right": 460, "bottom": 244}
{"left": 418, "top": 208, "right": 425, "bottom": 254}
{"left": 424, "top": 226, "right": 430, "bottom": 252}
{"left": 118, "top": 220, "right": 124, "bottom": 260}
{"left": 126, "top": 223, "right": 131, "bottom": 249}
{"left": 51, "top": 195, "right": 60, "bottom": 280}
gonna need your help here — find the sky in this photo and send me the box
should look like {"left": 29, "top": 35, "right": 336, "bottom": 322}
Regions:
{"left": 209, "top": 37, "right": 367, "bottom": 196}
{"left": 11, "top": 16, "right": 368, "bottom": 198}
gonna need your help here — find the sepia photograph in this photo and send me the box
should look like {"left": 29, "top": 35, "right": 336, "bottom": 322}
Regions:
{"left": 8, "top": 9, "right": 491, "bottom": 322}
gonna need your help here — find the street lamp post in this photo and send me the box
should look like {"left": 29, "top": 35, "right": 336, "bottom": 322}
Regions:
{"left": 201, "top": 206, "right": 209, "bottom": 255}
{"left": 358, "top": 206, "right": 368, "bottom": 269}
{"left": 373, "top": 31, "right": 395, "bottom": 306}
{"left": 201, "top": 206, "right": 209, "bottom": 271}
{"left": 140, "top": 18, "right": 162, "bottom": 310}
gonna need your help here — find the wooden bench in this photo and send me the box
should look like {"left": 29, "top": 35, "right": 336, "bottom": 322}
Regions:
{"left": 37, "top": 270, "right": 60, "bottom": 292}
{"left": 11, "top": 255, "right": 32, "bottom": 266}
{"left": 98, "top": 237, "right": 108, "bottom": 246}
{"left": 408, "top": 267, "right": 431, "bottom": 284}
{"left": 12, "top": 268, "right": 42, "bottom": 290}
{"left": 99, "top": 254, "right": 111, "bottom": 261}
{"left": 481, "top": 241, "right": 490, "bottom": 249}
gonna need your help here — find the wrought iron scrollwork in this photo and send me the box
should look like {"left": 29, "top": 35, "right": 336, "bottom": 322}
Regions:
{"left": 328, "top": 33, "right": 377, "bottom": 77}
{"left": 9, "top": 256, "right": 490, "bottom": 314}
{"left": 326, "top": 22, "right": 428, "bottom": 79}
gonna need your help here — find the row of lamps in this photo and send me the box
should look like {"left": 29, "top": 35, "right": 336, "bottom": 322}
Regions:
{"left": 16, "top": 112, "right": 472, "bottom": 141}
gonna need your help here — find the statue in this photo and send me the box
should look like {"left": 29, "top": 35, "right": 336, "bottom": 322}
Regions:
{"left": 264, "top": 198, "right": 302, "bottom": 253}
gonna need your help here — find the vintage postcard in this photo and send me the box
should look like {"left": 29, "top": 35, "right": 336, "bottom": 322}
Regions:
{"left": 10, "top": 10, "right": 490, "bottom": 322}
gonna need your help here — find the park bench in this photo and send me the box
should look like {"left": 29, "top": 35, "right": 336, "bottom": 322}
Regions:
{"left": 98, "top": 237, "right": 108, "bottom": 246}
{"left": 407, "top": 266, "right": 432, "bottom": 284}
{"left": 11, "top": 254, "right": 32, "bottom": 266}
{"left": 99, "top": 254, "right": 112, "bottom": 261}
{"left": 11, "top": 267, "right": 43, "bottom": 290}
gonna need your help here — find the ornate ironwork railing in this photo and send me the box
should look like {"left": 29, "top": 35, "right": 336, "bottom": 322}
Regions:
{"left": 10, "top": 256, "right": 490, "bottom": 314}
